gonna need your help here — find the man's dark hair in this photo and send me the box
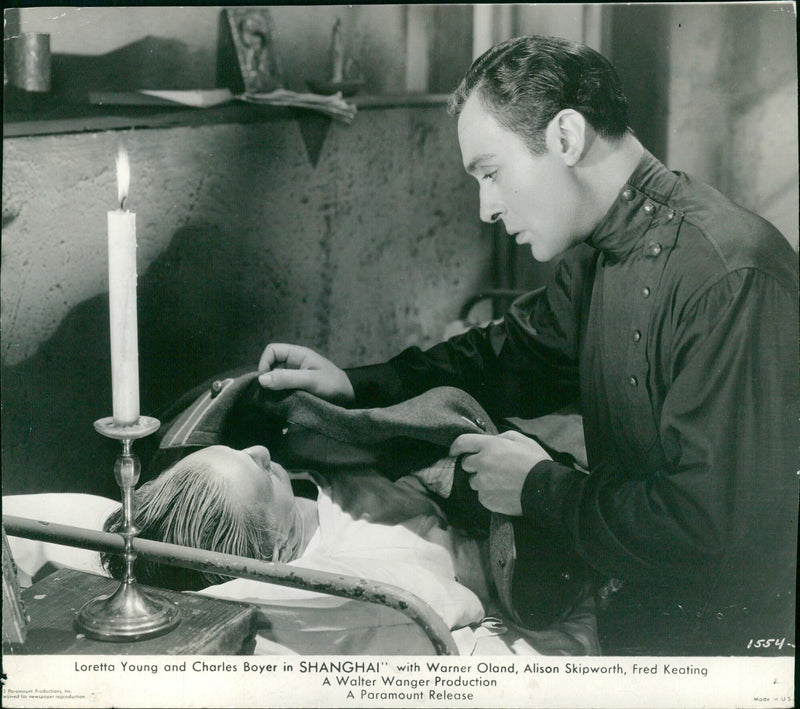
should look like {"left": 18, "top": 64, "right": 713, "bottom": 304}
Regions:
{"left": 448, "top": 35, "right": 629, "bottom": 154}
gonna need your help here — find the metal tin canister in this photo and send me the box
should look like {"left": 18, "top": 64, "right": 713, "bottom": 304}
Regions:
{"left": 7, "top": 32, "right": 51, "bottom": 92}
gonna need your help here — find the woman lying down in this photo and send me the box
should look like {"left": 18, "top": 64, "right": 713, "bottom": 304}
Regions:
{"left": 5, "top": 444, "right": 494, "bottom": 655}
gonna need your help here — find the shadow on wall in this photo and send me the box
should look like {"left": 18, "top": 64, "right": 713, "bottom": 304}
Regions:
{"left": 1, "top": 224, "right": 263, "bottom": 497}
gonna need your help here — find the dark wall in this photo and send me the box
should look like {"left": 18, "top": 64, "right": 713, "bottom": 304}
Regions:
{"left": 607, "top": 4, "right": 671, "bottom": 162}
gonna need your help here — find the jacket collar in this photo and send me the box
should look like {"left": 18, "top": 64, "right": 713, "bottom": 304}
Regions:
{"left": 586, "top": 150, "right": 680, "bottom": 260}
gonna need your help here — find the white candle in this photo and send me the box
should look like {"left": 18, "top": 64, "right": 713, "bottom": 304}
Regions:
{"left": 107, "top": 147, "right": 140, "bottom": 425}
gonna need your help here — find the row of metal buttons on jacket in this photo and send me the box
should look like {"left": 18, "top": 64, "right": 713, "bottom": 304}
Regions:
{"left": 620, "top": 185, "right": 675, "bottom": 389}
{"left": 632, "top": 188, "right": 654, "bottom": 388}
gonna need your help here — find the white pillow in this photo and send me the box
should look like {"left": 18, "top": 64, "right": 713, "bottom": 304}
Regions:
{"left": 3, "top": 494, "right": 117, "bottom": 585}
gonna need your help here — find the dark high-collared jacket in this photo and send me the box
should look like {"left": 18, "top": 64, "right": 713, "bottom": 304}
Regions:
{"left": 347, "top": 151, "right": 799, "bottom": 648}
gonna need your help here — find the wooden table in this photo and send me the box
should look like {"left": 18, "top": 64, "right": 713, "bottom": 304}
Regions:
{"left": 4, "top": 569, "right": 257, "bottom": 655}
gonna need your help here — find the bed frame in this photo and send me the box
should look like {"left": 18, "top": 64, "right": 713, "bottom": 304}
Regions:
{"left": 3, "top": 514, "right": 459, "bottom": 655}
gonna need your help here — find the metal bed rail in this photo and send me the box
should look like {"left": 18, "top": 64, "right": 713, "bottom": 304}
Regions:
{"left": 3, "top": 514, "right": 459, "bottom": 655}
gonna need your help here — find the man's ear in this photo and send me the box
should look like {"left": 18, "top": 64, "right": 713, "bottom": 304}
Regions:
{"left": 546, "top": 109, "right": 589, "bottom": 167}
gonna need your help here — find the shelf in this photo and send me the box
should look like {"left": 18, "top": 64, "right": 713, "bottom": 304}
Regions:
{"left": 2, "top": 93, "right": 451, "bottom": 139}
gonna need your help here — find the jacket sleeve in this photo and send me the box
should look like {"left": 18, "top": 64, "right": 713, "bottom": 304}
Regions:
{"left": 346, "top": 246, "right": 594, "bottom": 422}
{"left": 521, "top": 267, "right": 800, "bottom": 589}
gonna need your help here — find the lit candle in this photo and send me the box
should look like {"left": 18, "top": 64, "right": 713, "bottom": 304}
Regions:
{"left": 107, "top": 146, "right": 140, "bottom": 425}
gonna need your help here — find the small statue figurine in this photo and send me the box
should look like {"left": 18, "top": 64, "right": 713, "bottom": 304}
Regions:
{"left": 307, "top": 18, "right": 363, "bottom": 96}
{"left": 331, "top": 18, "right": 345, "bottom": 84}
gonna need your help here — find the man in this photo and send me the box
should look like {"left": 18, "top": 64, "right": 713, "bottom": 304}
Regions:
{"left": 257, "top": 36, "right": 799, "bottom": 655}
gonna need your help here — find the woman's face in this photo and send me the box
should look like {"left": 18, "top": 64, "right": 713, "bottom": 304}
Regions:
{"left": 178, "top": 445, "right": 296, "bottom": 548}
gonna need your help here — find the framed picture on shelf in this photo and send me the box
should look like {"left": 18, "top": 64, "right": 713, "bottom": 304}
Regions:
{"left": 218, "top": 7, "right": 283, "bottom": 94}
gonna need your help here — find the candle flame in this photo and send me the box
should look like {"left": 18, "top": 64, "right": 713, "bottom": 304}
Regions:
{"left": 116, "top": 146, "right": 130, "bottom": 209}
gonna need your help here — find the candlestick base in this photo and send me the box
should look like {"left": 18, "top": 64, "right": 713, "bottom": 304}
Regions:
{"left": 76, "top": 579, "right": 180, "bottom": 642}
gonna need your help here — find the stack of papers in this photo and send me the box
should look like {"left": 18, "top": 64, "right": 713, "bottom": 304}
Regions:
{"left": 240, "top": 89, "right": 357, "bottom": 123}
{"left": 89, "top": 88, "right": 357, "bottom": 123}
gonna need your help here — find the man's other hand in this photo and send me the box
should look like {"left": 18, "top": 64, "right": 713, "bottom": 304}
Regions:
{"left": 449, "top": 430, "right": 552, "bottom": 516}
{"left": 257, "top": 343, "right": 355, "bottom": 405}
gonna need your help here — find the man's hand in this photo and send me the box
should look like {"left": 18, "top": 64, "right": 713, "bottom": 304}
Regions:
{"left": 257, "top": 343, "right": 355, "bottom": 405}
{"left": 449, "top": 430, "right": 552, "bottom": 516}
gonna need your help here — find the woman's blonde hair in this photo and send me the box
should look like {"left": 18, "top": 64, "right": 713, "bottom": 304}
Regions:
{"left": 103, "top": 454, "right": 278, "bottom": 590}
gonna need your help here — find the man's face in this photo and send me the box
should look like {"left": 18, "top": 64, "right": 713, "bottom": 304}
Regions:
{"left": 457, "top": 93, "right": 586, "bottom": 262}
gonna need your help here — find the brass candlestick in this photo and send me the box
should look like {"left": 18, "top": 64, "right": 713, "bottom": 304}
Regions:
{"left": 76, "top": 415, "right": 180, "bottom": 641}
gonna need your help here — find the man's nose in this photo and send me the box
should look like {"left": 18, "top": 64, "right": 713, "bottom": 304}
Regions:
{"left": 478, "top": 188, "right": 504, "bottom": 224}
